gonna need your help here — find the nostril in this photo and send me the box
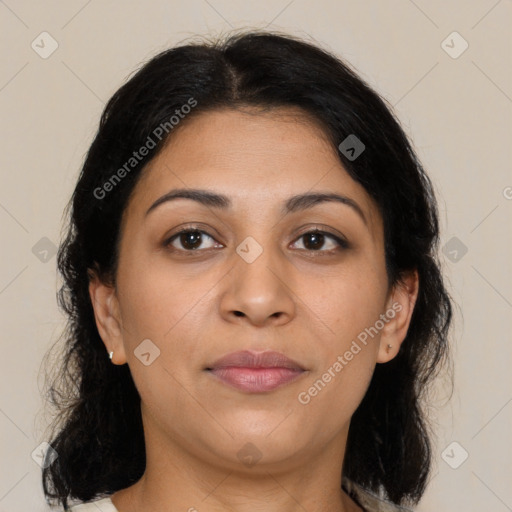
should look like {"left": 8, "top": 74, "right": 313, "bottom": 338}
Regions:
{"left": 233, "top": 311, "right": 244, "bottom": 317}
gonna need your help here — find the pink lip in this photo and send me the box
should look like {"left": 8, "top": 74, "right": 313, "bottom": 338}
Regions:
{"left": 206, "top": 350, "right": 306, "bottom": 393}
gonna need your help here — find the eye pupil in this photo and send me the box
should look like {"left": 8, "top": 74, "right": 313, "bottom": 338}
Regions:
{"left": 304, "top": 232, "right": 324, "bottom": 250}
{"left": 181, "top": 230, "right": 202, "bottom": 250}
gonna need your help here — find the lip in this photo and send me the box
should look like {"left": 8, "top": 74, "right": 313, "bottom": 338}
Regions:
{"left": 206, "top": 350, "right": 307, "bottom": 393}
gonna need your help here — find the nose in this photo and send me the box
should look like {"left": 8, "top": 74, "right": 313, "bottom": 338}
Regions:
{"left": 219, "top": 245, "right": 296, "bottom": 327}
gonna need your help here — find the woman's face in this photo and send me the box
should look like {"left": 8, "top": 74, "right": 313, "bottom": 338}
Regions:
{"left": 91, "top": 107, "right": 417, "bottom": 473}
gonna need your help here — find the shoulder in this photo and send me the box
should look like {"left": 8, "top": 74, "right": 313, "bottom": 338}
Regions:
{"left": 68, "top": 497, "right": 118, "bottom": 512}
{"left": 342, "top": 477, "right": 415, "bottom": 512}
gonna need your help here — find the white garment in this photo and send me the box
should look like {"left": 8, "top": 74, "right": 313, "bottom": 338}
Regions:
{"left": 69, "top": 497, "right": 118, "bottom": 512}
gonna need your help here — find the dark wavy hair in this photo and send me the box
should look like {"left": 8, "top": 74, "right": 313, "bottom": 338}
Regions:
{"left": 41, "top": 30, "right": 453, "bottom": 510}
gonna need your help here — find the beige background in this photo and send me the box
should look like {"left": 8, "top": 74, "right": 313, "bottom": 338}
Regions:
{"left": 1, "top": 1, "right": 511, "bottom": 511}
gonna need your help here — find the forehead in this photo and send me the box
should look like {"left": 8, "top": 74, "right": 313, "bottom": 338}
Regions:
{"left": 125, "top": 107, "right": 382, "bottom": 234}
{"left": 151, "top": 106, "right": 339, "bottom": 176}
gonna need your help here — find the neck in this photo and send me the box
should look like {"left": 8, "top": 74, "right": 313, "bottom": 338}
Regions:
{"left": 111, "top": 409, "right": 363, "bottom": 512}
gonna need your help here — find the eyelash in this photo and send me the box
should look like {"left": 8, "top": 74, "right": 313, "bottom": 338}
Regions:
{"left": 163, "top": 225, "right": 349, "bottom": 255}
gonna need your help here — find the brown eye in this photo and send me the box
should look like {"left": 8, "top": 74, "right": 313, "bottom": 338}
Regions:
{"left": 165, "top": 229, "right": 219, "bottom": 252}
{"left": 303, "top": 232, "right": 325, "bottom": 250}
{"left": 177, "top": 230, "right": 203, "bottom": 250}
{"left": 292, "top": 230, "right": 348, "bottom": 252}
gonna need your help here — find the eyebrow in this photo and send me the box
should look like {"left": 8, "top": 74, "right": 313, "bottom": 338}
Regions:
{"left": 145, "top": 188, "right": 368, "bottom": 226}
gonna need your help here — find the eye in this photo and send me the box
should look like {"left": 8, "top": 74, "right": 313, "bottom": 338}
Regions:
{"left": 291, "top": 229, "right": 349, "bottom": 253}
{"left": 164, "top": 228, "right": 222, "bottom": 252}
{"left": 163, "top": 226, "right": 349, "bottom": 254}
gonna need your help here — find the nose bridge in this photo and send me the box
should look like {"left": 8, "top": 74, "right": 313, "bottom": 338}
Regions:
{"left": 221, "top": 234, "right": 295, "bottom": 325}
{"left": 237, "top": 236, "right": 282, "bottom": 291}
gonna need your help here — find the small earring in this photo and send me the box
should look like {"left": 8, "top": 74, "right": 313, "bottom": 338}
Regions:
{"left": 386, "top": 344, "right": 392, "bottom": 353}
{"left": 109, "top": 351, "right": 114, "bottom": 360}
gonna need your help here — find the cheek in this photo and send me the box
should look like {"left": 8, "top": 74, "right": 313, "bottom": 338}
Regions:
{"left": 297, "top": 350, "right": 375, "bottom": 444}
{"left": 302, "top": 262, "right": 388, "bottom": 348}
{"left": 115, "top": 264, "right": 212, "bottom": 415}
{"left": 294, "top": 260, "right": 386, "bottom": 415}
{"left": 117, "top": 250, "right": 199, "bottom": 336}
{"left": 116, "top": 253, "right": 219, "bottom": 374}
{"left": 294, "top": 259, "right": 387, "bottom": 431}
{"left": 298, "top": 284, "right": 380, "bottom": 421}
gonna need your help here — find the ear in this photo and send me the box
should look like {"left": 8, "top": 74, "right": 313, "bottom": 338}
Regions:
{"left": 377, "top": 270, "right": 419, "bottom": 364}
{"left": 88, "top": 269, "right": 127, "bottom": 365}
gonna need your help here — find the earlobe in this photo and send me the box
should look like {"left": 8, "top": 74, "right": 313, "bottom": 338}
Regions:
{"left": 377, "top": 270, "right": 419, "bottom": 364}
{"left": 88, "top": 271, "right": 127, "bottom": 365}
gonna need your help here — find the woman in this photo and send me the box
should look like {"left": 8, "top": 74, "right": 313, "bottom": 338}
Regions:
{"left": 41, "top": 30, "right": 452, "bottom": 512}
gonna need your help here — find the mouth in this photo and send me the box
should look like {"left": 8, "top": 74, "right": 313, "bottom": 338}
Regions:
{"left": 205, "top": 350, "right": 307, "bottom": 393}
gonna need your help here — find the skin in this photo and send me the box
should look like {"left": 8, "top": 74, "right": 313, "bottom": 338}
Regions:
{"left": 89, "top": 107, "right": 419, "bottom": 512}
